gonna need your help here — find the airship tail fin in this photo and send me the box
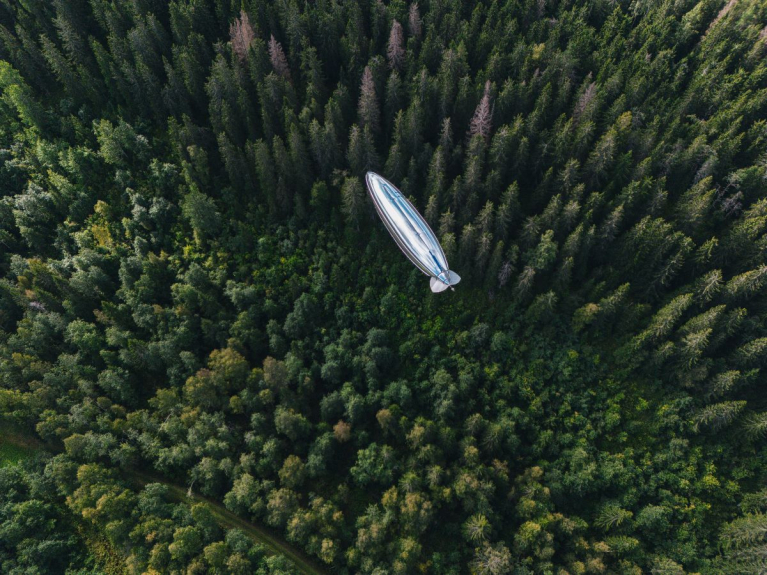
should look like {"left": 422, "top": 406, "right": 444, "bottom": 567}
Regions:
{"left": 430, "top": 277, "right": 450, "bottom": 293}
{"left": 430, "top": 270, "right": 461, "bottom": 293}
{"left": 446, "top": 270, "right": 461, "bottom": 286}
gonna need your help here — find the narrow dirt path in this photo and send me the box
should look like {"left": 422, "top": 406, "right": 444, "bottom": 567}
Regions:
{"left": 129, "top": 469, "right": 324, "bottom": 575}
{"left": 0, "top": 432, "right": 326, "bottom": 575}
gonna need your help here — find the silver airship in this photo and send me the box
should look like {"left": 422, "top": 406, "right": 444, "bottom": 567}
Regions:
{"left": 365, "top": 171, "right": 461, "bottom": 293}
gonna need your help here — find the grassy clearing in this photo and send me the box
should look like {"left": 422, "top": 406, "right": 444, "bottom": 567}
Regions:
{"left": 0, "top": 438, "right": 30, "bottom": 467}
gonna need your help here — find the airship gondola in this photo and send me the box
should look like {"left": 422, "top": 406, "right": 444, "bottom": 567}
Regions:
{"left": 365, "top": 172, "right": 461, "bottom": 293}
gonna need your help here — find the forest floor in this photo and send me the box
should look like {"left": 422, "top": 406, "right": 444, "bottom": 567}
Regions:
{"left": 0, "top": 431, "right": 325, "bottom": 575}
{"left": 0, "top": 438, "right": 28, "bottom": 467}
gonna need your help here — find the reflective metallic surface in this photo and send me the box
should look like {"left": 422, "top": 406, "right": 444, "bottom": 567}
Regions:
{"left": 365, "top": 172, "right": 461, "bottom": 292}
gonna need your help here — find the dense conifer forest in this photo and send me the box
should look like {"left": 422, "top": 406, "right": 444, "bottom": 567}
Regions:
{"left": 1, "top": 0, "right": 767, "bottom": 573}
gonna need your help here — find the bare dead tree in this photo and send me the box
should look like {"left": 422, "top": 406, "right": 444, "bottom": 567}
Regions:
{"left": 469, "top": 80, "right": 493, "bottom": 140}
{"left": 573, "top": 80, "right": 596, "bottom": 121}
{"left": 409, "top": 3, "right": 422, "bottom": 39}
{"left": 706, "top": 0, "right": 738, "bottom": 36}
{"left": 229, "top": 10, "right": 255, "bottom": 62}
{"left": 387, "top": 21, "right": 405, "bottom": 70}
{"left": 268, "top": 34, "right": 291, "bottom": 80}
{"left": 498, "top": 260, "right": 513, "bottom": 288}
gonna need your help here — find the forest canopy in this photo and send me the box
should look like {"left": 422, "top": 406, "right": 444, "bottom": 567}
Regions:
{"left": 1, "top": 0, "right": 766, "bottom": 573}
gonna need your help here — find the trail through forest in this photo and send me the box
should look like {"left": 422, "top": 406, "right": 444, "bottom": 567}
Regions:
{"left": 0, "top": 433, "right": 324, "bottom": 575}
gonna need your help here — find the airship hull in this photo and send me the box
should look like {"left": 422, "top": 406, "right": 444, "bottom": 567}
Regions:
{"left": 365, "top": 172, "right": 461, "bottom": 292}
